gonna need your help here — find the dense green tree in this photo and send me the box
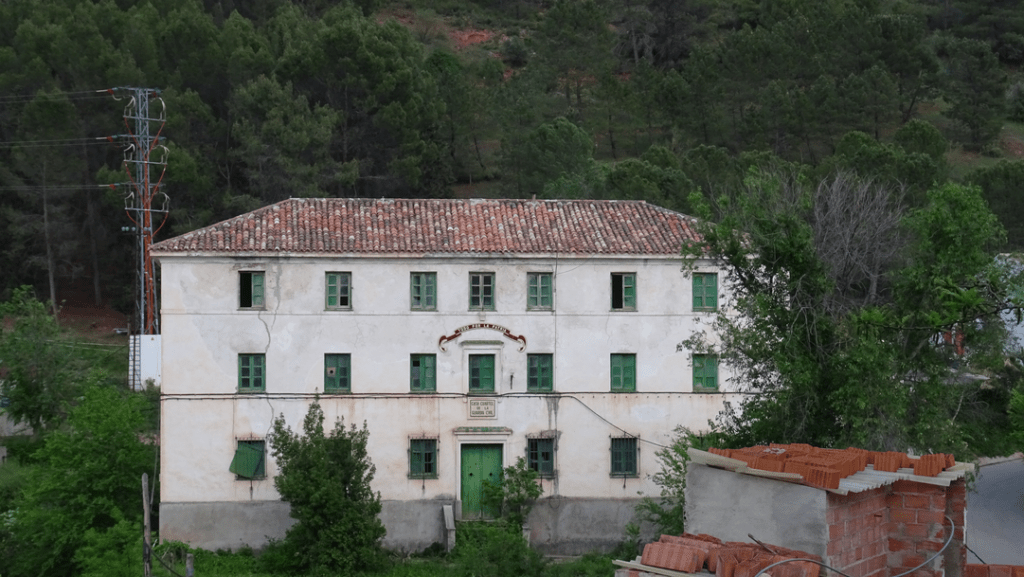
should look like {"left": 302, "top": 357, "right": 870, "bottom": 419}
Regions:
{"left": 0, "top": 287, "right": 82, "bottom": 434}
{"left": 425, "top": 49, "right": 475, "bottom": 180}
{"left": 659, "top": 47, "right": 723, "bottom": 146}
{"left": 605, "top": 157, "right": 692, "bottom": 211}
{"left": 942, "top": 37, "right": 1007, "bottom": 149}
{"left": 6, "top": 383, "right": 155, "bottom": 577}
{"left": 966, "top": 160, "right": 1024, "bottom": 249}
{"left": 269, "top": 399, "right": 386, "bottom": 576}
{"left": 495, "top": 67, "right": 558, "bottom": 195}
{"left": 685, "top": 172, "right": 1016, "bottom": 452}
{"left": 230, "top": 75, "right": 348, "bottom": 201}
{"left": 821, "top": 130, "right": 941, "bottom": 203}
{"left": 277, "top": 4, "right": 450, "bottom": 197}
{"left": 517, "top": 117, "right": 595, "bottom": 197}
{"left": 893, "top": 118, "right": 948, "bottom": 160}
{"left": 864, "top": 13, "right": 940, "bottom": 123}
{"left": 537, "top": 0, "right": 614, "bottom": 108}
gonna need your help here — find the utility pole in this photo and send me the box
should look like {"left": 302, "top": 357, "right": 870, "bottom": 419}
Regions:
{"left": 114, "top": 87, "right": 168, "bottom": 390}
{"left": 142, "top": 472, "right": 152, "bottom": 577}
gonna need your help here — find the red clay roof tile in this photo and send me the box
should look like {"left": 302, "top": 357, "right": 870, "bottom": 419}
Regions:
{"left": 150, "top": 198, "right": 705, "bottom": 257}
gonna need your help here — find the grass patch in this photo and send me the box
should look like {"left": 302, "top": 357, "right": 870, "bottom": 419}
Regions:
{"left": 148, "top": 541, "right": 619, "bottom": 577}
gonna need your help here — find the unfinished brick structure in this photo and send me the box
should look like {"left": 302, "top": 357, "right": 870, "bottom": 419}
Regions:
{"left": 824, "top": 478, "right": 967, "bottom": 577}
{"left": 685, "top": 445, "right": 971, "bottom": 577}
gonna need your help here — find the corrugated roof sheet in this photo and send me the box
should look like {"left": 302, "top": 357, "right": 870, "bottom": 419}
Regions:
{"left": 150, "top": 198, "right": 705, "bottom": 256}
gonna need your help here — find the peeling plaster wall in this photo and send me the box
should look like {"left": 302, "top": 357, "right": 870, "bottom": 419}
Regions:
{"left": 158, "top": 254, "right": 740, "bottom": 551}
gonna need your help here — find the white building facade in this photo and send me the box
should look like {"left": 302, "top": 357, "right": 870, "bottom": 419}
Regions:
{"left": 153, "top": 198, "right": 740, "bottom": 554}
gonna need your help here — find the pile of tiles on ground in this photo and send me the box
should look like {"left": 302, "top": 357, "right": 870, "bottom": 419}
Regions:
{"left": 630, "top": 533, "right": 822, "bottom": 577}
{"left": 707, "top": 444, "right": 955, "bottom": 489}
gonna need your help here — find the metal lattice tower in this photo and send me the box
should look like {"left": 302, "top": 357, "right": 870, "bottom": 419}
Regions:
{"left": 117, "top": 87, "right": 168, "bottom": 337}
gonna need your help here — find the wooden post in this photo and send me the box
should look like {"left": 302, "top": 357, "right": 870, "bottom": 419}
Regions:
{"left": 186, "top": 553, "right": 194, "bottom": 577}
{"left": 142, "top": 473, "right": 151, "bottom": 577}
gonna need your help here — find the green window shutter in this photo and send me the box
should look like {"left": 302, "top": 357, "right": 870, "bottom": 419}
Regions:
{"left": 425, "top": 274, "right": 436, "bottom": 308}
{"left": 239, "top": 354, "right": 265, "bottom": 392}
{"left": 471, "top": 273, "right": 494, "bottom": 310}
{"left": 411, "top": 273, "right": 437, "bottom": 310}
{"left": 411, "top": 354, "right": 436, "bottom": 392}
{"left": 694, "top": 274, "right": 718, "bottom": 311}
{"left": 326, "top": 273, "right": 338, "bottom": 308}
{"left": 611, "top": 437, "right": 637, "bottom": 477}
{"left": 470, "top": 355, "right": 495, "bottom": 392}
{"left": 423, "top": 355, "right": 436, "bottom": 391}
{"left": 623, "top": 274, "right": 635, "bottom": 309}
{"left": 325, "top": 354, "right": 350, "bottom": 392}
{"left": 409, "top": 439, "right": 437, "bottom": 478}
{"left": 326, "top": 273, "right": 351, "bottom": 309}
{"left": 528, "top": 273, "right": 553, "bottom": 309}
{"left": 230, "top": 441, "right": 265, "bottom": 478}
{"left": 610, "top": 354, "right": 635, "bottom": 392}
{"left": 528, "top": 438, "right": 555, "bottom": 477}
{"left": 694, "top": 354, "right": 718, "bottom": 391}
{"left": 528, "top": 354, "right": 553, "bottom": 391}
{"left": 251, "top": 273, "right": 264, "bottom": 307}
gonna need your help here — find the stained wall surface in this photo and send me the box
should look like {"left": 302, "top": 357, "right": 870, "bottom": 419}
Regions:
{"left": 158, "top": 253, "right": 739, "bottom": 551}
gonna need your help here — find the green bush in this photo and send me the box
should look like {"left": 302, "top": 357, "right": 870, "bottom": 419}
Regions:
{"left": 453, "top": 522, "right": 545, "bottom": 577}
{"left": 269, "top": 399, "right": 387, "bottom": 576}
{"left": 482, "top": 457, "right": 543, "bottom": 529}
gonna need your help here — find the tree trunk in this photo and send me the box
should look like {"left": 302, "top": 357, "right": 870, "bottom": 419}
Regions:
{"left": 608, "top": 110, "right": 618, "bottom": 160}
{"left": 81, "top": 140, "right": 102, "bottom": 305}
{"left": 43, "top": 162, "right": 58, "bottom": 318}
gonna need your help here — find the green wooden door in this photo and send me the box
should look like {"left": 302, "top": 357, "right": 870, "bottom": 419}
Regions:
{"left": 461, "top": 444, "right": 503, "bottom": 519}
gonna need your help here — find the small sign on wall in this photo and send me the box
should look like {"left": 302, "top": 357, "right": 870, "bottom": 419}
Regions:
{"left": 469, "top": 399, "right": 497, "bottom": 419}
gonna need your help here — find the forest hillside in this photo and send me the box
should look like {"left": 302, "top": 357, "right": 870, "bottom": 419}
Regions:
{"left": 2, "top": 0, "right": 1024, "bottom": 309}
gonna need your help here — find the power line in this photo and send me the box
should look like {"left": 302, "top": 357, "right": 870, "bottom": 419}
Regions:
{"left": 0, "top": 88, "right": 117, "bottom": 104}
{"left": 0, "top": 138, "right": 126, "bottom": 150}
{"left": 0, "top": 183, "right": 130, "bottom": 192}
{"left": 0, "top": 134, "right": 163, "bottom": 149}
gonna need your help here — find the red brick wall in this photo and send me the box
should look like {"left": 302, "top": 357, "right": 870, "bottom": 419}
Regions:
{"left": 885, "top": 479, "right": 966, "bottom": 577}
{"left": 827, "top": 487, "right": 890, "bottom": 577}
{"left": 827, "top": 479, "right": 967, "bottom": 577}
{"left": 966, "top": 564, "right": 1024, "bottom": 577}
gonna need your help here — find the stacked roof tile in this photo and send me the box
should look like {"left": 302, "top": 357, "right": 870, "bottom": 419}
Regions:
{"left": 150, "top": 198, "right": 705, "bottom": 257}
{"left": 699, "top": 444, "right": 965, "bottom": 492}
{"left": 622, "top": 533, "right": 821, "bottom": 577}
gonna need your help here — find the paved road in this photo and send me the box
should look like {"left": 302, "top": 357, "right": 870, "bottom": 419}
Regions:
{"left": 966, "top": 458, "right": 1024, "bottom": 565}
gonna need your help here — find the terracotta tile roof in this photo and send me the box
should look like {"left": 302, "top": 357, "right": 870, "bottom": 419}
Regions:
{"left": 150, "top": 198, "right": 705, "bottom": 257}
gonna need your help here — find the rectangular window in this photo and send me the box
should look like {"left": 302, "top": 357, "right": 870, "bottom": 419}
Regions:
{"left": 240, "top": 271, "right": 265, "bottom": 308}
{"left": 238, "top": 354, "right": 265, "bottom": 392}
{"left": 230, "top": 439, "right": 265, "bottom": 479}
{"left": 527, "top": 438, "right": 555, "bottom": 478}
{"left": 611, "top": 273, "right": 636, "bottom": 310}
{"left": 410, "top": 354, "right": 436, "bottom": 392}
{"left": 693, "top": 273, "right": 718, "bottom": 311}
{"left": 610, "top": 437, "right": 638, "bottom": 477}
{"left": 409, "top": 439, "right": 438, "bottom": 479}
{"left": 469, "top": 354, "right": 495, "bottom": 393}
{"left": 527, "top": 273, "right": 553, "bottom": 310}
{"left": 325, "top": 272, "right": 352, "bottom": 310}
{"left": 411, "top": 272, "right": 437, "bottom": 311}
{"left": 469, "top": 273, "right": 495, "bottom": 310}
{"left": 527, "top": 354, "right": 553, "bottom": 392}
{"left": 610, "top": 354, "right": 636, "bottom": 392}
{"left": 324, "top": 354, "right": 351, "bottom": 393}
{"left": 693, "top": 354, "right": 719, "bottom": 391}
